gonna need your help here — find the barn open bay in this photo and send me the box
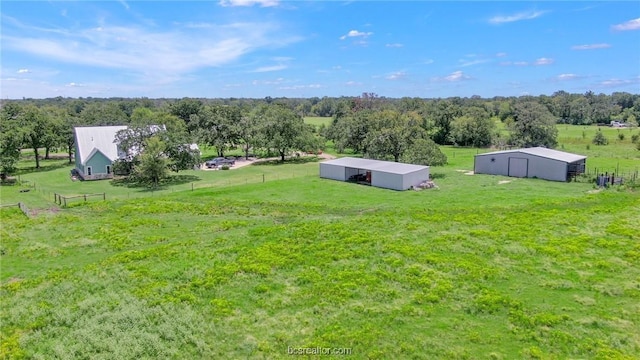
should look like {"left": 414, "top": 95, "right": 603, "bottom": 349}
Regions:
{"left": 2, "top": 160, "right": 639, "bottom": 358}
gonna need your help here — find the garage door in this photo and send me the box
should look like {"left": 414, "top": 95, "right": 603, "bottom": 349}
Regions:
{"left": 508, "top": 157, "right": 528, "bottom": 178}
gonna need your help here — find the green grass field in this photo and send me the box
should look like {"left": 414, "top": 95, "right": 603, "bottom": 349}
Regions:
{"left": 1, "top": 124, "right": 640, "bottom": 359}
{"left": 304, "top": 116, "right": 333, "bottom": 129}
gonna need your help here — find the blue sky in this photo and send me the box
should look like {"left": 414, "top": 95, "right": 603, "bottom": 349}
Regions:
{"left": 1, "top": 1, "right": 639, "bottom": 99}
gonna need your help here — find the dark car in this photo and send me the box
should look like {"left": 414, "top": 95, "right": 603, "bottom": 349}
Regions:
{"left": 205, "top": 157, "right": 235, "bottom": 168}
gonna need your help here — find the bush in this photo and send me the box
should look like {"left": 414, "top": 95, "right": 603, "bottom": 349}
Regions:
{"left": 592, "top": 130, "right": 608, "bottom": 146}
{"left": 632, "top": 133, "right": 639, "bottom": 144}
{"left": 221, "top": 165, "right": 230, "bottom": 170}
{"left": 618, "top": 132, "right": 625, "bottom": 141}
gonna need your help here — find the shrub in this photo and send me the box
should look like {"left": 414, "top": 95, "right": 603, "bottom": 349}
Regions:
{"left": 618, "top": 132, "right": 625, "bottom": 141}
{"left": 632, "top": 133, "right": 639, "bottom": 144}
{"left": 592, "top": 130, "right": 608, "bottom": 146}
{"left": 221, "top": 165, "right": 230, "bottom": 170}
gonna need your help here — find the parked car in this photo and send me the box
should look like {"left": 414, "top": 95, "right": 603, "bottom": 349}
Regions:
{"left": 205, "top": 157, "right": 235, "bottom": 168}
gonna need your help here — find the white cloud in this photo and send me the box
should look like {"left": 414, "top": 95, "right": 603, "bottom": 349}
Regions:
{"left": 422, "top": 59, "right": 434, "bottom": 65}
{"left": 500, "top": 61, "right": 529, "bottom": 66}
{"left": 385, "top": 71, "right": 406, "bottom": 80}
{"left": 253, "top": 64, "right": 287, "bottom": 72}
{"left": 611, "top": 18, "right": 640, "bottom": 31}
{"left": 385, "top": 43, "right": 403, "bottom": 48}
{"left": 432, "top": 71, "right": 471, "bottom": 82}
{"left": 554, "top": 73, "right": 581, "bottom": 81}
{"left": 458, "top": 58, "right": 490, "bottom": 67}
{"left": 219, "top": 0, "right": 279, "bottom": 7}
{"left": 17, "top": 69, "right": 31, "bottom": 73}
{"left": 489, "top": 10, "right": 546, "bottom": 24}
{"left": 2, "top": 21, "right": 300, "bottom": 82}
{"left": 345, "top": 80, "right": 362, "bottom": 86}
{"left": 534, "top": 57, "right": 554, "bottom": 65}
{"left": 66, "top": 82, "right": 83, "bottom": 87}
{"left": 252, "top": 78, "right": 285, "bottom": 85}
{"left": 571, "top": 43, "right": 611, "bottom": 50}
{"left": 596, "top": 77, "right": 640, "bottom": 88}
{"left": 279, "top": 84, "right": 323, "bottom": 90}
{"left": 340, "top": 30, "right": 373, "bottom": 40}
{"left": 496, "top": 52, "right": 507, "bottom": 57}
{"left": 445, "top": 71, "right": 469, "bottom": 81}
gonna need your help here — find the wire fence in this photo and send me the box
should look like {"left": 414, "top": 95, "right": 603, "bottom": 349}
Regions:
{"left": 11, "top": 168, "right": 318, "bottom": 209}
{"left": 572, "top": 166, "right": 639, "bottom": 185}
{"left": 0, "top": 202, "right": 30, "bottom": 217}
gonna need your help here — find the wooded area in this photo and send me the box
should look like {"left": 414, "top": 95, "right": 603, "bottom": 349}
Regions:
{"left": 1, "top": 91, "right": 639, "bottom": 180}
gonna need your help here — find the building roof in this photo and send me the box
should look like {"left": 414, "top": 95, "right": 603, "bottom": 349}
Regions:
{"left": 74, "top": 126, "right": 127, "bottom": 165}
{"left": 321, "top": 157, "right": 429, "bottom": 175}
{"left": 476, "top": 147, "right": 586, "bottom": 163}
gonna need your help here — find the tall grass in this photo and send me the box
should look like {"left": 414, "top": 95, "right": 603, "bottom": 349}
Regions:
{"left": 2, "top": 171, "right": 639, "bottom": 358}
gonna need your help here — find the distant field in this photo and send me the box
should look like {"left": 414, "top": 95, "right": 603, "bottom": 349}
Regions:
{"left": 1, "top": 123, "right": 640, "bottom": 359}
{"left": 556, "top": 124, "right": 639, "bottom": 170}
{"left": 304, "top": 116, "right": 333, "bottom": 129}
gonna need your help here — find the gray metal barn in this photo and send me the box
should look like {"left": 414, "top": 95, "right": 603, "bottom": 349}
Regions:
{"left": 474, "top": 147, "right": 586, "bottom": 182}
{"left": 319, "top": 157, "right": 430, "bottom": 191}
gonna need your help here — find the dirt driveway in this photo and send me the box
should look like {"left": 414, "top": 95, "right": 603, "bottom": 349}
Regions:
{"left": 200, "top": 153, "right": 336, "bottom": 171}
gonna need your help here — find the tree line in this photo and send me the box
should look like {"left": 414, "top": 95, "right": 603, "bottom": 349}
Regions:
{"left": 0, "top": 99, "right": 323, "bottom": 185}
{"left": 1, "top": 91, "right": 638, "bottom": 180}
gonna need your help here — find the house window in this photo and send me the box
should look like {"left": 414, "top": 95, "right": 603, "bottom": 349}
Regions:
{"left": 106, "top": 165, "right": 112, "bottom": 174}
{"left": 87, "top": 166, "right": 92, "bottom": 176}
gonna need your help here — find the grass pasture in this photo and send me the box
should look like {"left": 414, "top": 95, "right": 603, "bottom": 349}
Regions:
{"left": 1, "top": 124, "right": 640, "bottom": 359}
{"left": 304, "top": 116, "right": 333, "bottom": 129}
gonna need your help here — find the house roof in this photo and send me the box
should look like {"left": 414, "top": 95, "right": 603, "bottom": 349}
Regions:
{"left": 74, "top": 126, "right": 127, "bottom": 165}
{"left": 476, "top": 147, "right": 586, "bottom": 163}
{"left": 321, "top": 157, "right": 429, "bottom": 175}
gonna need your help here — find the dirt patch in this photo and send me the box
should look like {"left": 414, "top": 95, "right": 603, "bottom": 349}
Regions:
{"left": 498, "top": 180, "right": 512, "bottom": 185}
{"left": 587, "top": 189, "right": 603, "bottom": 194}
{"left": 456, "top": 169, "right": 474, "bottom": 175}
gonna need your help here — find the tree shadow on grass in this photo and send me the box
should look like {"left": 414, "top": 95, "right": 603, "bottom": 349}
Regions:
{"left": 15, "top": 161, "right": 72, "bottom": 175}
{"left": 252, "top": 156, "right": 320, "bottom": 166}
{"left": 110, "top": 174, "right": 201, "bottom": 190}
{"left": 430, "top": 173, "right": 446, "bottom": 179}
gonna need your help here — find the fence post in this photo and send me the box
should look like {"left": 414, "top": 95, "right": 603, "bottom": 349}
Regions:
{"left": 263, "top": 174, "right": 265, "bottom": 183}
{"left": 84, "top": 194, "right": 87, "bottom": 202}
{"left": 103, "top": 193, "right": 106, "bottom": 201}
{"left": 64, "top": 197, "right": 67, "bottom": 207}
{"left": 191, "top": 183, "right": 194, "bottom": 191}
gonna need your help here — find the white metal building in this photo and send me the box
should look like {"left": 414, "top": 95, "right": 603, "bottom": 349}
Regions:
{"left": 474, "top": 147, "right": 587, "bottom": 182}
{"left": 319, "top": 157, "right": 430, "bottom": 191}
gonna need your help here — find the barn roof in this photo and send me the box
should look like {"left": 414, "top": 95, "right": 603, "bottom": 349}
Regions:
{"left": 74, "top": 126, "right": 127, "bottom": 165}
{"left": 321, "top": 157, "right": 429, "bottom": 174}
{"left": 476, "top": 147, "right": 586, "bottom": 163}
